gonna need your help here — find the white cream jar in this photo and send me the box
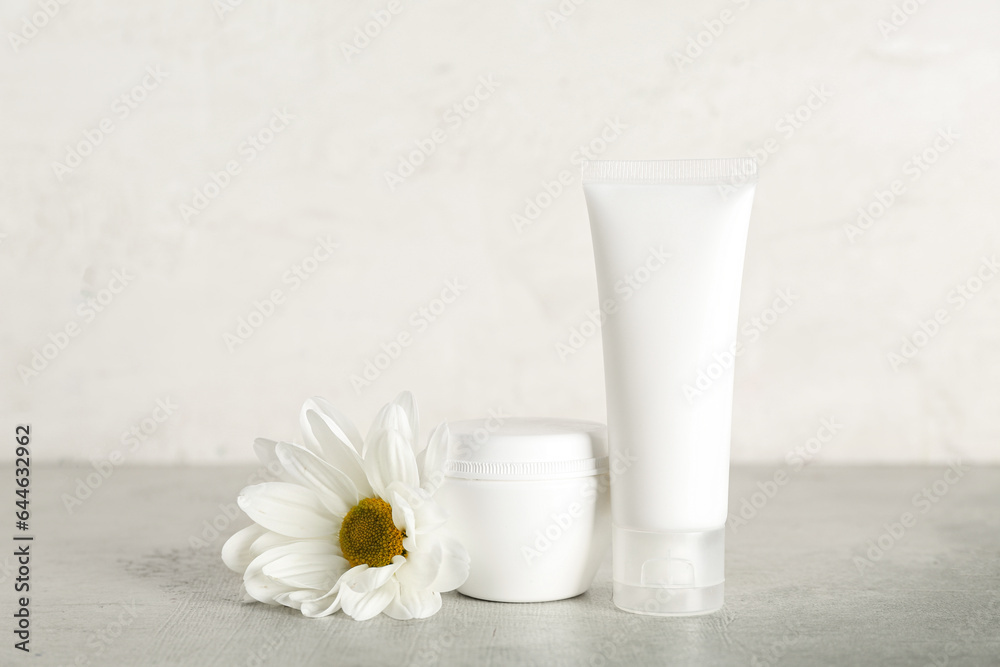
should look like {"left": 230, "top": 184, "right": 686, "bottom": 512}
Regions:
{"left": 434, "top": 418, "right": 611, "bottom": 602}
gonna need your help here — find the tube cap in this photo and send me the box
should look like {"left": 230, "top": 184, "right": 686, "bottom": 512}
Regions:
{"left": 612, "top": 525, "right": 725, "bottom": 616}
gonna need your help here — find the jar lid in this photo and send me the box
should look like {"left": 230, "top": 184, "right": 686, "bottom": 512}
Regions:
{"left": 444, "top": 417, "right": 608, "bottom": 480}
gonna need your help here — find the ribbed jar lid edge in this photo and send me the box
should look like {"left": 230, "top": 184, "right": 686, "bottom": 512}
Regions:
{"left": 444, "top": 456, "right": 609, "bottom": 481}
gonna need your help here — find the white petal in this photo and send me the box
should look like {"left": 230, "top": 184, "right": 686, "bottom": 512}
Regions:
{"left": 390, "top": 488, "right": 417, "bottom": 536}
{"left": 395, "top": 539, "right": 443, "bottom": 591}
{"left": 393, "top": 391, "right": 420, "bottom": 452}
{"left": 414, "top": 499, "right": 448, "bottom": 534}
{"left": 244, "top": 576, "right": 294, "bottom": 605}
{"left": 364, "top": 429, "right": 420, "bottom": 498}
{"left": 248, "top": 531, "right": 302, "bottom": 559}
{"left": 388, "top": 481, "right": 447, "bottom": 534}
{"left": 340, "top": 575, "right": 399, "bottom": 621}
{"left": 273, "top": 588, "right": 319, "bottom": 611}
{"left": 341, "top": 557, "right": 404, "bottom": 594}
{"left": 243, "top": 540, "right": 340, "bottom": 605}
{"left": 300, "top": 396, "right": 365, "bottom": 452}
{"left": 299, "top": 586, "right": 344, "bottom": 618}
{"left": 252, "top": 438, "right": 293, "bottom": 482}
{"left": 238, "top": 483, "right": 339, "bottom": 538}
{"left": 245, "top": 541, "right": 339, "bottom": 581}
{"left": 275, "top": 441, "right": 358, "bottom": 517}
{"left": 262, "top": 551, "right": 349, "bottom": 591}
{"left": 430, "top": 534, "right": 470, "bottom": 592}
{"left": 368, "top": 403, "right": 412, "bottom": 455}
{"left": 383, "top": 588, "right": 410, "bottom": 620}
{"left": 370, "top": 392, "right": 420, "bottom": 454}
{"left": 222, "top": 524, "right": 267, "bottom": 573}
{"left": 421, "top": 422, "right": 450, "bottom": 495}
{"left": 384, "top": 587, "right": 442, "bottom": 620}
{"left": 242, "top": 543, "right": 305, "bottom": 604}
{"left": 300, "top": 398, "right": 373, "bottom": 498}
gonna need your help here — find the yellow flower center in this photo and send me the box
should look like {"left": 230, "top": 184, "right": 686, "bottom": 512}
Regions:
{"left": 339, "top": 497, "right": 406, "bottom": 568}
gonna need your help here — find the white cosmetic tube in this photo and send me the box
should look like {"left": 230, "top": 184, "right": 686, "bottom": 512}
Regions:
{"left": 582, "top": 159, "right": 757, "bottom": 616}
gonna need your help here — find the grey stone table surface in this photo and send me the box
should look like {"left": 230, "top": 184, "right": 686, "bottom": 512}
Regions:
{"left": 7, "top": 464, "right": 999, "bottom": 666}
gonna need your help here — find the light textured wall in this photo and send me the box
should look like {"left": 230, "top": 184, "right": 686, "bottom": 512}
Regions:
{"left": 2, "top": 0, "right": 998, "bottom": 464}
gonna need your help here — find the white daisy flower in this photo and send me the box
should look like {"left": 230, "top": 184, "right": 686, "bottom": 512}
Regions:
{"left": 222, "top": 392, "right": 469, "bottom": 620}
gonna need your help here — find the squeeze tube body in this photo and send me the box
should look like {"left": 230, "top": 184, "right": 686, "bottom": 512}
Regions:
{"left": 582, "top": 159, "right": 757, "bottom": 616}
